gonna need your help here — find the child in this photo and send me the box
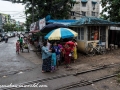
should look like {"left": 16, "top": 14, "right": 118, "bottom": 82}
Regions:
{"left": 16, "top": 40, "right": 20, "bottom": 54}
{"left": 51, "top": 48, "right": 56, "bottom": 72}
{"left": 52, "top": 42, "right": 61, "bottom": 69}
{"left": 64, "top": 44, "right": 72, "bottom": 68}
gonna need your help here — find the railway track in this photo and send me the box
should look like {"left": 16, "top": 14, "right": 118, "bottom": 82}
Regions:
{"left": 55, "top": 73, "right": 118, "bottom": 90}
{"left": 55, "top": 63, "right": 120, "bottom": 90}
{"left": 2, "top": 63, "right": 120, "bottom": 90}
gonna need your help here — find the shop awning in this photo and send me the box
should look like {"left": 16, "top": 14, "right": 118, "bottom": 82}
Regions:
{"left": 81, "top": 0, "right": 88, "bottom": 3}
{"left": 92, "top": 1, "right": 97, "bottom": 4}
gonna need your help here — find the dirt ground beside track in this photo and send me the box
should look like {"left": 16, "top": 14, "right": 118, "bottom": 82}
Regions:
{"left": 69, "top": 49, "right": 120, "bottom": 90}
{"left": 21, "top": 46, "right": 120, "bottom": 90}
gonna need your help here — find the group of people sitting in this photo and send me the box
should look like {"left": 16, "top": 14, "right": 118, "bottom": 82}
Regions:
{"left": 41, "top": 39, "right": 78, "bottom": 73}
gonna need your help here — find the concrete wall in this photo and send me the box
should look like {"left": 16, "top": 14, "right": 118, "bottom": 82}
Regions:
{"left": 77, "top": 40, "right": 86, "bottom": 52}
{"left": 106, "top": 26, "right": 108, "bottom": 48}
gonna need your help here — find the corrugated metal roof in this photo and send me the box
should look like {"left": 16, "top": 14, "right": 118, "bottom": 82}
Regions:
{"left": 69, "top": 17, "right": 117, "bottom": 26}
{"left": 47, "top": 19, "right": 77, "bottom": 25}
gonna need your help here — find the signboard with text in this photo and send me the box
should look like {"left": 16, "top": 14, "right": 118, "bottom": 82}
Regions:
{"left": 30, "top": 22, "right": 36, "bottom": 31}
{"left": 39, "top": 18, "right": 46, "bottom": 30}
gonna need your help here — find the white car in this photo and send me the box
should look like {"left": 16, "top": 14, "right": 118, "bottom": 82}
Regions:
{"left": 6, "top": 33, "right": 11, "bottom": 38}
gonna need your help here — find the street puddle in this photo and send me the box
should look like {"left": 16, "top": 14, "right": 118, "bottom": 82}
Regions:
{"left": 17, "top": 71, "right": 23, "bottom": 74}
{"left": 2, "top": 76, "right": 7, "bottom": 78}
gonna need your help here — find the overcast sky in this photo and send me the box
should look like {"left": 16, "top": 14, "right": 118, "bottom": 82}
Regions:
{"left": 0, "top": 0, "right": 102, "bottom": 23}
{"left": 0, "top": 0, "right": 25, "bottom": 23}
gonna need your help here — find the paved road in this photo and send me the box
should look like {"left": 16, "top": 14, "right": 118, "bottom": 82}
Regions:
{"left": 0, "top": 37, "right": 120, "bottom": 90}
{"left": 0, "top": 37, "right": 91, "bottom": 90}
{"left": 0, "top": 37, "right": 38, "bottom": 76}
{"left": 0, "top": 37, "right": 74, "bottom": 90}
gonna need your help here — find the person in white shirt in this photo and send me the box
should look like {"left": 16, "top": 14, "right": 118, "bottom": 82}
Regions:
{"left": 47, "top": 40, "right": 51, "bottom": 50}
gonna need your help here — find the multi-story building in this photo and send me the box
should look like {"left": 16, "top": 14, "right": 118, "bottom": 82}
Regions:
{"left": 0, "top": 13, "right": 11, "bottom": 32}
{"left": 10, "top": 19, "right": 16, "bottom": 25}
{"left": 0, "top": 14, "right": 2, "bottom": 33}
{"left": 71, "top": 0, "right": 100, "bottom": 19}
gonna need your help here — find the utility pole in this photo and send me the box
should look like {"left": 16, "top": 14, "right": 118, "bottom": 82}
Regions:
{"left": 32, "top": 0, "right": 34, "bottom": 23}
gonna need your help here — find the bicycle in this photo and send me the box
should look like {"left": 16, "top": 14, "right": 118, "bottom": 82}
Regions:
{"left": 35, "top": 44, "right": 42, "bottom": 55}
{"left": 85, "top": 42, "right": 106, "bottom": 56}
{"left": 21, "top": 43, "right": 29, "bottom": 53}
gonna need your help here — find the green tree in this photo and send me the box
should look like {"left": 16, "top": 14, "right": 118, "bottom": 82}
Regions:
{"left": 5, "top": 0, "right": 77, "bottom": 30}
{"left": 3, "top": 24, "right": 10, "bottom": 32}
{"left": 3, "top": 23, "right": 24, "bottom": 32}
{"left": 2, "top": 23, "right": 15, "bottom": 32}
{"left": 101, "top": 0, "right": 120, "bottom": 22}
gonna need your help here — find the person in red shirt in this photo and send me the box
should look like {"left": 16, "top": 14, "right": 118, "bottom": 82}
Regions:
{"left": 16, "top": 40, "right": 20, "bottom": 54}
{"left": 64, "top": 44, "right": 72, "bottom": 68}
{"left": 66, "top": 41, "right": 75, "bottom": 62}
{"left": 66, "top": 41, "right": 75, "bottom": 50}
{"left": 61, "top": 43, "right": 65, "bottom": 63}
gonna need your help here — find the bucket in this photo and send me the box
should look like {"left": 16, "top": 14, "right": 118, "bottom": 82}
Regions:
{"left": 110, "top": 44, "right": 114, "bottom": 50}
{"left": 114, "top": 45, "right": 118, "bottom": 49}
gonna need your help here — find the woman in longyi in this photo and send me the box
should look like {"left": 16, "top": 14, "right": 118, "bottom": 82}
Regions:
{"left": 94, "top": 30, "right": 98, "bottom": 40}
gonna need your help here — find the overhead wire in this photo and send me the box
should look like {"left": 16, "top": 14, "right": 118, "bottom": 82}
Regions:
{"left": 0, "top": 10, "right": 23, "bottom": 12}
{"left": 11, "top": 17, "right": 26, "bottom": 20}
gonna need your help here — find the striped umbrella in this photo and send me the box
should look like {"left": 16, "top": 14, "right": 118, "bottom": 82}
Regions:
{"left": 44, "top": 28, "right": 78, "bottom": 40}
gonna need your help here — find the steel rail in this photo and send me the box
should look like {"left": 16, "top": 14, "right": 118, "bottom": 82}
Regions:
{"left": 2, "top": 63, "right": 120, "bottom": 90}
{"left": 74, "top": 63, "right": 120, "bottom": 76}
{"left": 55, "top": 73, "right": 118, "bottom": 90}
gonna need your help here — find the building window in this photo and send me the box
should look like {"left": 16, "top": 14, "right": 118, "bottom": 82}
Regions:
{"left": 81, "top": 27, "right": 84, "bottom": 40}
{"left": 82, "top": 11, "right": 86, "bottom": 16}
{"left": 92, "top": 3, "right": 96, "bottom": 10}
{"left": 92, "top": 12, "right": 95, "bottom": 16}
{"left": 75, "top": 27, "right": 84, "bottom": 40}
{"left": 82, "top": 2, "right": 86, "bottom": 7}
{"left": 71, "top": 12, "right": 75, "bottom": 16}
{"left": 100, "top": 26, "right": 106, "bottom": 42}
{"left": 88, "top": 26, "right": 99, "bottom": 41}
{"left": 92, "top": 1, "right": 97, "bottom": 10}
{"left": 71, "top": 0, "right": 76, "bottom": 6}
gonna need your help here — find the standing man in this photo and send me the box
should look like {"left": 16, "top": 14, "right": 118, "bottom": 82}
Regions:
{"left": 4, "top": 35, "right": 8, "bottom": 43}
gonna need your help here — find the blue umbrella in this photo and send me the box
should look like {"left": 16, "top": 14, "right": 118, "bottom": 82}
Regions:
{"left": 44, "top": 28, "right": 78, "bottom": 40}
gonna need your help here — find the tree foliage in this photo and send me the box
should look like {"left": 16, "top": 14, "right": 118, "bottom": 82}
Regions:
{"left": 7, "top": 0, "right": 77, "bottom": 30}
{"left": 3, "top": 23, "right": 24, "bottom": 32}
{"left": 101, "top": 0, "right": 120, "bottom": 22}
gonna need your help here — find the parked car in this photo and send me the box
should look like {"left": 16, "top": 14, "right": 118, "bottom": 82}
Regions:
{"left": 11, "top": 32, "right": 15, "bottom": 37}
{"left": 20, "top": 31, "right": 24, "bottom": 34}
{"left": 1, "top": 33, "right": 5, "bottom": 41}
{"left": 6, "top": 33, "right": 11, "bottom": 38}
